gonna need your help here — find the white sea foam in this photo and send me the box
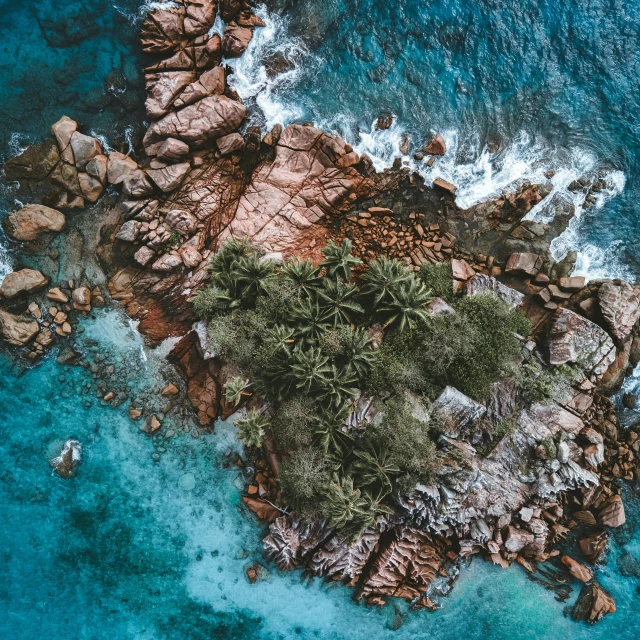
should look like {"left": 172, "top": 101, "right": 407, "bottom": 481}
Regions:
{"left": 226, "top": 5, "right": 308, "bottom": 129}
{"left": 0, "top": 241, "right": 12, "bottom": 282}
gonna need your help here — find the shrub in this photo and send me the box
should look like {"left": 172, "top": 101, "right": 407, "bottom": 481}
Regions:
{"left": 207, "top": 310, "right": 270, "bottom": 371}
{"left": 192, "top": 285, "right": 237, "bottom": 319}
{"left": 279, "top": 448, "right": 330, "bottom": 516}
{"left": 235, "top": 409, "right": 269, "bottom": 448}
{"left": 271, "top": 395, "right": 316, "bottom": 451}
{"left": 517, "top": 360, "right": 578, "bottom": 405}
{"left": 446, "top": 294, "right": 531, "bottom": 399}
{"left": 418, "top": 262, "right": 454, "bottom": 302}
{"left": 320, "top": 239, "right": 362, "bottom": 281}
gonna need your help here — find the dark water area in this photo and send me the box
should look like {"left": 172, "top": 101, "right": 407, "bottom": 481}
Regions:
{"left": 1, "top": 0, "right": 640, "bottom": 638}
{"left": 0, "top": 0, "right": 146, "bottom": 155}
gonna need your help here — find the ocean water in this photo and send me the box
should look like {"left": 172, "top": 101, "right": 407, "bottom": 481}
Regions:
{"left": 231, "top": 0, "right": 640, "bottom": 280}
{"left": 1, "top": 0, "right": 640, "bottom": 638}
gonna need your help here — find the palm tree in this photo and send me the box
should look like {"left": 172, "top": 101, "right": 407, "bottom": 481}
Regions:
{"left": 361, "top": 256, "right": 412, "bottom": 308}
{"left": 351, "top": 438, "right": 400, "bottom": 496}
{"left": 320, "top": 239, "right": 362, "bottom": 282}
{"left": 280, "top": 257, "right": 322, "bottom": 297}
{"left": 313, "top": 403, "right": 354, "bottom": 457}
{"left": 231, "top": 253, "right": 276, "bottom": 299}
{"left": 317, "top": 363, "right": 358, "bottom": 410}
{"left": 317, "top": 278, "right": 364, "bottom": 326}
{"left": 288, "top": 346, "right": 331, "bottom": 395}
{"left": 235, "top": 409, "right": 269, "bottom": 448}
{"left": 338, "top": 326, "right": 376, "bottom": 378}
{"left": 208, "top": 237, "right": 252, "bottom": 290}
{"left": 379, "top": 277, "right": 431, "bottom": 332}
{"left": 224, "top": 376, "right": 251, "bottom": 406}
{"left": 291, "top": 297, "right": 332, "bottom": 343}
{"left": 324, "top": 476, "right": 370, "bottom": 531}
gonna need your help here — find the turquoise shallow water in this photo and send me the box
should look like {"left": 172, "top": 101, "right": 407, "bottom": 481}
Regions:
{"left": 1, "top": 0, "right": 640, "bottom": 637}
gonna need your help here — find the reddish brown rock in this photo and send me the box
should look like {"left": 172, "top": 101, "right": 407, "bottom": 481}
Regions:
{"left": 571, "top": 582, "right": 616, "bottom": 624}
{"left": 70, "top": 132, "right": 102, "bottom": 171}
{"left": 107, "top": 152, "right": 138, "bottom": 185}
{"left": 243, "top": 497, "right": 280, "bottom": 523}
{"left": 143, "top": 95, "right": 247, "bottom": 152}
{"left": 147, "top": 162, "right": 191, "bottom": 192}
{"left": 423, "top": 133, "right": 446, "bottom": 156}
{"left": 222, "top": 24, "right": 254, "bottom": 58}
{"left": 5, "top": 204, "right": 65, "bottom": 241}
{"left": 578, "top": 531, "right": 608, "bottom": 563}
{"left": 216, "top": 132, "right": 245, "bottom": 155}
{"left": 547, "top": 308, "right": 616, "bottom": 376}
{"left": 598, "top": 495, "right": 626, "bottom": 528}
{"left": 451, "top": 258, "right": 475, "bottom": 281}
{"left": 558, "top": 276, "right": 586, "bottom": 292}
{"left": 561, "top": 555, "right": 593, "bottom": 582}
{"left": 357, "top": 527, "right": 445, "bottom": 602}
{"left": 505, "top": 252, "right": 542, "bottom": 276}
{"left": 0, "top": 269, "right": 48, "bottom": 299}
{"left": 433, "top": 177, "right": 457, "bottom": 195}
{"left": 598, "top": 280, "right": 640, "bottom": 342}
{"left": 0, "top": 310, "right": 40, "bottom": 346}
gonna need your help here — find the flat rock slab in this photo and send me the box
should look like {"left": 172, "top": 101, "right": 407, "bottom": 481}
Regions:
{"left": 548, "top": 308, "right": 616, "bottom": 376}
{"left": 5, "top": 204, "right": 65, "bottom": 241}
{"left": 598, "top": 280, "right": 640, "bottom": 342}
{"left": 0, "top": 269, "right": 48, "bottom": 299}
{"left": 464, "top": 274, "right": 524, "bottom": 308}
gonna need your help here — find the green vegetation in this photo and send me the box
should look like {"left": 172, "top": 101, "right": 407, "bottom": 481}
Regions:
{"left": 193, "top": 238, "right": 532, "bottom": 536}
{"left": 235, "top": 409, "right": 269, "bottom": 448}
{"left": 224, "top": 376, "right": 251, "bottom": 406}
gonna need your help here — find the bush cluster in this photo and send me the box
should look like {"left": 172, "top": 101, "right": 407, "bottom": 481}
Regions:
{"left": 193, "top": 238, "right": 532, "bottom": 536}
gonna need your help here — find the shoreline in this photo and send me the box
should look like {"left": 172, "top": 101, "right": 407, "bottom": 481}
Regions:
{"left": 0, "top": 0, "right": 639, "bottom": 627}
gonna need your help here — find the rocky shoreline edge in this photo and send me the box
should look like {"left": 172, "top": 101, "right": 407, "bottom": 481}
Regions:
{"left": 1, "top": 0, "right": 639, "bottom": 626}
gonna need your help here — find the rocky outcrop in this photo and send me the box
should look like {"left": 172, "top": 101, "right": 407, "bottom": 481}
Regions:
{"left": 464, "top": 274, "right": 524, "bottom": 308}
{"left": 598, "top": 280, "right": 640, "bottom": 343}
{"left": 356, "top": 527, "right": 446, "bottom": 604}
{"left": 5, "top": 204, "right": 65, "bottom": 241}
{"left": 571, "top": 582, "right": 616, "bottom": 624}
{"left": 431, "top": 386, "right": 487, "bottom": 438}
{"left": 48, "top": 439, "right": 82, "bottom": 479}
{"left": 218, "top": 123, "right": 373, "bottom": 253}
{"left": 547, "top": 309, "right": 616, "bottom": 377}
{"left": 0, "top": 309, "right": 40, "bottom": 346}
{"left": 0, "top": 269, "right": 48, "bottom": 299}
{"left": 143, "top": 95, "right": 247, "bottom": 153}
{"left": 597, "top": 495, "right": 625, "bottom": 527}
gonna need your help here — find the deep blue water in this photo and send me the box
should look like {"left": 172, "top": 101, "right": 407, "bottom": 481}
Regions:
{"left": 1, "top": 0, "right": 640, "bottom": 638}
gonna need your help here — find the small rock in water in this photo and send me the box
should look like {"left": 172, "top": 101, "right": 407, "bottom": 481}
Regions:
{"left": 48, "top": 438, "right": 82, "bottom": 478}
{"left": 245, "top": 561, "right": 269, "bottom": 584}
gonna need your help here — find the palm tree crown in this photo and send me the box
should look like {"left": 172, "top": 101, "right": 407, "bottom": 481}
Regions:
{"left": 320, "top": 239, "right": 362, "bottom": 281}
